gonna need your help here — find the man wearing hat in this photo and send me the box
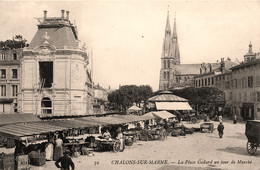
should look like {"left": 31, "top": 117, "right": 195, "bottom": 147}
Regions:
{"left": 55, "top": 150, "right": 75, "bottom": 170}
{"left": 217, "top": 122, "right": 224, "bottom": 138}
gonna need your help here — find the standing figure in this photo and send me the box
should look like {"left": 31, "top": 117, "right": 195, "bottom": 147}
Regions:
{"left": 45, "top": 137, "right": 54, "bottom": 161}
{"left": 218, "top": 114, "right": 223, "bottom": 123}
{"left": 55, "top": 150, "right": 75, "bottom": 170}
{"left": 233, "top": 114, "right": 237, "bottom": 124}
{"left": 217, "top": 122, "right": 224, "bottom": 138}
{"left": 116, "top": 127, "right": 124, "bottom": 151}
{"left": 53, "top": 135, "right": 63, "bottom": 161}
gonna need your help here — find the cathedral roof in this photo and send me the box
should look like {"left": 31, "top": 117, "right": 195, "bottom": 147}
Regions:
{"left": 174, "top": 64, "right": 201, "bottom": 75}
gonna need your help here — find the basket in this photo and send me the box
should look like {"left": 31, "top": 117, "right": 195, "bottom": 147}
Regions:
{"left": 125, "top": 138, "right": 134, "bottom": 146}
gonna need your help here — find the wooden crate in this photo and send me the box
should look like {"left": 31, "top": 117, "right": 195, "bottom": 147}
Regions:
{"left": 16, "top": 155, "right": 28, "bottom": 170}
{"left": 0, "top": 154, "right": 15, "bottom": 170}
{"left": 32, "top": 152, "right": 46, "bottom": 166}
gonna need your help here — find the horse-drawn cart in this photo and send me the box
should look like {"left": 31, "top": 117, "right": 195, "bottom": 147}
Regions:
{"left": 245, "top": 120, "right": 260, "bottom": 155}
{"left": 200, "top": 122, "right": 214, "bottom": 133}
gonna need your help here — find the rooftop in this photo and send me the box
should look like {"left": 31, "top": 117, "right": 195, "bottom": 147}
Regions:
{"left": 231, "top": 58, "right": 260, "bottom": 70}
{"left": 29, "top": 10, "right": 78, "bottom": 48}
{"left": 174, "top": 64, "right": 201, "bottom": 75}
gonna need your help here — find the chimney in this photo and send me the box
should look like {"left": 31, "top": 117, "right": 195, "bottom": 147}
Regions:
{"left": 209, "top": 64, "right": 212, "bottom": 72}
{"left": 66, "top": 11, "right": 70, "bottom": 20}
{"left": 61, "top": 10, "right": 65, "bottom": 19}
{"left": 44, "top": 10, "right": 47, "bottom": 20}
{"left": 220, "top": 58, "right": 225, "bottom": 73}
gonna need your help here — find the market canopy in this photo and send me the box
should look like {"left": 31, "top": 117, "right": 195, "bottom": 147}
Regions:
{"left": 0, "top": 113, "right": 41, "bottom": 126}
{"left": 148, "top": 91, "right": 188, "bottom": 102}
{"left": 127, "top": 106, "right": 142, "bottom": 111}
{"left": 45, "top": 119, "right": 98, "bottom": 129}
{"left": 0, "top": 121, "right": 67, "bottom": 140}
{"left": 142, "top": 111, "right": 176, "bottom": 119}
{"left": 0, "top": 114, "right": 151, "bottom": 140}
{"left": 155, "top": 102, "right": 193, "bottom": 111}
{"left": 80, "top": 115, "right": 147, "bottom": 126}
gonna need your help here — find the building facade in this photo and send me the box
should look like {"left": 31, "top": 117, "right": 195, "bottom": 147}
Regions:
{"left": 159, "top": 12, "right": 201, "bottom": 90}
{"left": 0, "top": 49, "right": 22, "bottom": 114}
{"left": 194, "top": 58, "right": 238, "bottom": 88}
{"left": 230, "top": 43, "right": 260, "bottom": 120}
{"left": 19, "top": 10, "right": 93, "bottom": 117}
{"left": 93, "top": 84, "right": 108, "bottom": 114}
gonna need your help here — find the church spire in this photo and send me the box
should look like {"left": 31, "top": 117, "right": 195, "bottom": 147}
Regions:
{"left": 165, "top": 11, "right": 171, "bottom": 36}
{"left": 173, "top": 13, "right": 177, "bottom": 39}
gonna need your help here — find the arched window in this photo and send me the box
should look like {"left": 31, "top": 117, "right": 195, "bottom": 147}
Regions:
{"left": 41, "top": 97, "right": 52, "bottom": 114}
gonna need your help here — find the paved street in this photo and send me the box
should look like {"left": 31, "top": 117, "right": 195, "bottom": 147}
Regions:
{"left": 20, "top": 119, "right": 259, "bottom": 170}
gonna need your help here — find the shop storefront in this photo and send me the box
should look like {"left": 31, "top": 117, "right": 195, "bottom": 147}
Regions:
{"left": 241, "top": 103, "right": 254, "bottom": 120}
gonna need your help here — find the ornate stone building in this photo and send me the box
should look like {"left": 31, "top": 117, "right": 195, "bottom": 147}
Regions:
{"left": 159, "top": 12, "right": 201, "bottom": 90}
{"left": 0, "top": 49, "right": 22, "bottom": 113}
{"left": 19, "top": 10, "right": 93, "bottom": 117}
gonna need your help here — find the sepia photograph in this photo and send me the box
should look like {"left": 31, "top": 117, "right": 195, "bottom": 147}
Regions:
{"left": 0, "top": 0, "right": 260, "bottom": 169}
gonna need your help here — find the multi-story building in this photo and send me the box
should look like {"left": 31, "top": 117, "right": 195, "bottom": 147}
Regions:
{"left": 19, "top": 10, "right": 93, "bottom": 117}
{"left": 0, "top": 49, "right": 22, "bottom": 114}
{"left": 215, "top": 71, "right": 232, "bottom": 115}
{"left": 159, "top": 12, "right": 201, "bottom": 90}
{"left": 194, "top": 58, "right": 238, "bottom": 88}
{"left": 194, "top": 58, "right": 238, "bottom": 114}
{"left": 230, "top": 43, "right": 260, "bottom": 120}
{"left": 93, "top": 84, "right": 109, "bottom": 114}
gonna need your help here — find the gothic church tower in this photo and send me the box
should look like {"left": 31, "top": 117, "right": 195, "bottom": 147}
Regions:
{"left": 159, "top": 12, "right": 180, "bottom": 90}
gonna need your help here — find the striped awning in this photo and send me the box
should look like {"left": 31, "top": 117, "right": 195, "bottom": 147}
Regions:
{"left": 148, "top": 94, "right": 188, "bottom": 102}
{"left": 156, "top": 102, "right": 193, "bottom": 111}
{"left": 0, "top": 115, "right": 149, "bottom": 139}
{"left": 0, "top": 121, "right": 66, "bottom": 140}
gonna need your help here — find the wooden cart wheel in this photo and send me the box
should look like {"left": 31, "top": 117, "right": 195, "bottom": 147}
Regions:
{"left": 113, "top": 141, "right": 121, "bottom": 152}
{"left": 247, "top": 141, "right": 258, "bottom": 155}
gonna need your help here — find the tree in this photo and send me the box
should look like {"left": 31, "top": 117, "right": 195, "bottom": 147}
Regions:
{"left": 0, "top": 35, "right": 28, "bottom": 49}
{"left": 170, "top": 87, "right": 223, "bottom": 113}
{"left": 107, "top": 85, "right": 153, "bottom": 111}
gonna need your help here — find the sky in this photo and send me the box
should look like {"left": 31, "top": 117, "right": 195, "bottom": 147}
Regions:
{"left": 0, "top": 0, "right": 260, "bottom": 91}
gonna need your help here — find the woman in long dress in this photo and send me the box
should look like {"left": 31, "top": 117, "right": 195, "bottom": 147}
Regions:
{"left": 116, "top": 127, "right": 124, "bottom": 151}
{"left": 45, "top": 142, "right": 54, "bottom": 161}
{"left": 53, "top": 136, "right": 63, "bottom": 161}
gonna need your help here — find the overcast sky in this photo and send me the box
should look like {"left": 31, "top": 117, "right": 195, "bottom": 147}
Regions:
{"left": 0, "top": 1, "right": 260, "bottom": 91}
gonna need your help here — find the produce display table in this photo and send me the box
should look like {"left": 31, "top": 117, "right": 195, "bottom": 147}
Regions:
{"left": 95, "top": 138, "right": 122, "bottom": 152}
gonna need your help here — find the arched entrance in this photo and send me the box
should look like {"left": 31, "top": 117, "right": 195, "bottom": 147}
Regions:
{"left": 41, "top": 97, "right": 52, "bottom": 114}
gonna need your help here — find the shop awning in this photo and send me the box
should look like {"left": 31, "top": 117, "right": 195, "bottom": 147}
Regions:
{"left": 0, "top": 121, "right": 67, "bottom": 140}
{"left": 0, "top": 113, "right": 41, "bottom": 126}
{"left": 155, "top": 102, "right": 193, "bottom": 111}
